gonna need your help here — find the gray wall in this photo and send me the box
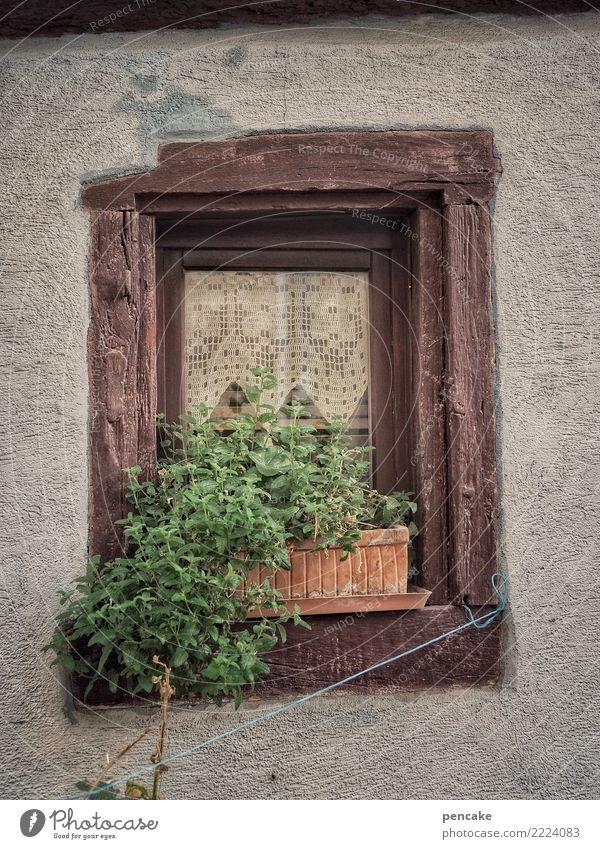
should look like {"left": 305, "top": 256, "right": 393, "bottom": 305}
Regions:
{"left": 1, "top": 12, "right": 599, "bottom": 799}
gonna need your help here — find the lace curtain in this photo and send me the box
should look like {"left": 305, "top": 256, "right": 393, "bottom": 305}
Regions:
{"left": 184, "top": 269, "right": 370, "bottom": 422}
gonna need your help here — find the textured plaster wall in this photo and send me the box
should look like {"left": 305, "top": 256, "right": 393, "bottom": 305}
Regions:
{"left": 1, "top": 13, "right": 599, "bottom": 799}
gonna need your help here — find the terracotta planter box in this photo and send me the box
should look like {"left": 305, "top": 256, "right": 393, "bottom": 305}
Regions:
{"left": 243, "top": 527, "right": 431, "bottom": 617}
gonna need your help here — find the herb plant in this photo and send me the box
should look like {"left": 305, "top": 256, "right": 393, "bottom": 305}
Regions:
{"left": 46, "top": 368, "right": 417, "bottom": 705}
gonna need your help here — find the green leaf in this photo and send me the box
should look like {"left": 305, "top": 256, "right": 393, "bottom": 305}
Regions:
{"left": 244, "top": 385, "right": 261, "bottom": 404}
{"left": 248, "top": 448, "right": 294, "bottom": 476}
{"left": 172, "top": 647, "right": 189, "bottom": 667}
{"left": 60, "top": 654, "right": 76, "bottom": 672}
{"left": 97, "top": 644, "right": 112, "bottom": 674}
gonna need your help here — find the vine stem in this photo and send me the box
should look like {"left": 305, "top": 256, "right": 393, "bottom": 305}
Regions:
{"left": 87, "top": 727, "right": 151, "bottom": 793}
{"left": 150, "top": 657, "right": 175, "bottom": 800}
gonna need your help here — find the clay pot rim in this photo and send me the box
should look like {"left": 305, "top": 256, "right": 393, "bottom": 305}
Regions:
{"left": 291, "top": 525, "right": 409, "bottom": 551}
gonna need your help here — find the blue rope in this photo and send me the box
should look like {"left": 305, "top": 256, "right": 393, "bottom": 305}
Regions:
{"left": 74, "top": 572, "right": 508, "bottom": 799}
{"left": 463, "top": 572, "right": 508, "bottom": 629}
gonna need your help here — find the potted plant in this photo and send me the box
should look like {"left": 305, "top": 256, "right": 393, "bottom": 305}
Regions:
{"left": 46, "top": 368, "right": 420, "bottom": 706}
{"left": 234, "top": 372, "right": 423, "bottom": 616}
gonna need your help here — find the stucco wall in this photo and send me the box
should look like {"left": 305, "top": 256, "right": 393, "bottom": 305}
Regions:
{"left": 1, "top": 12, "right": 599, "bottom": 799}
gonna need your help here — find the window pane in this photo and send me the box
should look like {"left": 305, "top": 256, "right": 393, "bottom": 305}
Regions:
{"left": 184, "top": 269, "right": 370, "bottom": 446}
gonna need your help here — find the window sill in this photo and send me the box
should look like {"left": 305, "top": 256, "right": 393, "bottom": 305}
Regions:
{"left": 253, "top": 605, "right": 502, "bottom": 696}
{"left": 68, "top": 605, "right": 502, "bottom": 708}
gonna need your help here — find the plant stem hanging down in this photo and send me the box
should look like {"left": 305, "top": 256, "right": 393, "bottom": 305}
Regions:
{"left": 150, "top": 657, "right": 175, "bottom": 800}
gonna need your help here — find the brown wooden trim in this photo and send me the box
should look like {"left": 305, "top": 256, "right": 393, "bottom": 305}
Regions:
{"left": 88, "top": 210, "right": 156, "bottom": 559}
{"left": 182, "top": 248, "right": 371, "bottom": 270}
{"left": 142, "top": 190, "right": 434, "bottom": 216}
{"left": 156, "top": 249, "right": 185, "bottom": 425}
{"left": 409, "top": 204, "right": 449, "bottom": 605}
{"left": 83, "top": 131, "right": 499, "bottom": 210}
{"left": 390, "top": 232, "right": 413, "bottom": 493}
{"left": 136, "top": 215, "right": 158, "bottom": 480}
{"left": 254, "top": 605, "right": 502, "bottom": 695}
{"left": 2, "top": 2, "right": 590, "bottom": 39}
{"left": 369, "top": 252, "right": 394, "bottom": 494}
{"left": 443, "top": 203, "right": 498, "bottom": 606}
{"left": 76, "top": 603, "right": 501, "bottom": 705}
{"left": 157, "top": 214, "right": 402, "bottom": 250}
{"left": 366, "top": 241, "right": 413, "bottom": 495}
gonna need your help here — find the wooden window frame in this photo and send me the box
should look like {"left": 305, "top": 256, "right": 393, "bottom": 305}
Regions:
{"left": 84, "top": 131, "right": 502, "bottom": 693}
{"left": 155, "top": 219, "right": 412, "bottom": 495}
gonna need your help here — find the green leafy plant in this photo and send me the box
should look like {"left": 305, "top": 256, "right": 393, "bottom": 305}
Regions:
{"left": 45, "top": 367, "right": 416, "bottom": 705}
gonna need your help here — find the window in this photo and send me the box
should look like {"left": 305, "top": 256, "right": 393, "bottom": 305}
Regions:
{"left": 85, "top": 131, "right": 502, "bottom": 692}
{"left": 156, "top": 215, "right": 412, "bottom": 494}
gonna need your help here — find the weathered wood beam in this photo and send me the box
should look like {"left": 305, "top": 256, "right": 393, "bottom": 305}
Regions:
{"left": 409, "top": 204, "right": 449, "bottom": 605}
{"left": 443, "top": 203, "right": 498, "bottom": 606}
{"left": 83, "top": 131, "right": 500, "bottom": 210}
{"left": 88, "top": 210, "right": 156, "bottom": 559}
{"left": 256, "top": 605, "right": 502, "bottom": 695}
{"left": 0, "top": 1, "right": 590, "bottom": 38}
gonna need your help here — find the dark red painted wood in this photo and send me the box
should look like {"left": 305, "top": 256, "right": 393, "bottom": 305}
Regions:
{"left": 408, "top": 204, "right": 449, "bottom": 604}
{"left": 88, "top": 211, "right": 156, "bottom": 559}
{"left": 157, "top": 214, "right": 400, "bottom": 250}
{"left": 145, "top": 190, "right": 433, "bottom": 216}
{"left": 74, "top": 605, "right": 501, "bottom": 705}
{"left": 444, "top": 203, "right": 498, "bottom": 606}
{"left": 83, "top": 132, "right": 499, "bottom": 210}
{"left": 182, "top": 248, "right": 371, "bottom": 270}
{"left": 250, "top": 605, "right": 502, "bottom": 695}
{"left": 156, "top": 249, "right": 185, "bottom": 426}
{"left": 0, "top": 1, "right": 589, "bottom": 39}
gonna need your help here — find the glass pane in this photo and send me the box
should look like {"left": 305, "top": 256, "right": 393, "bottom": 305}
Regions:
{"left": 184, "top": 269, "right": 370, "bottom": 447}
